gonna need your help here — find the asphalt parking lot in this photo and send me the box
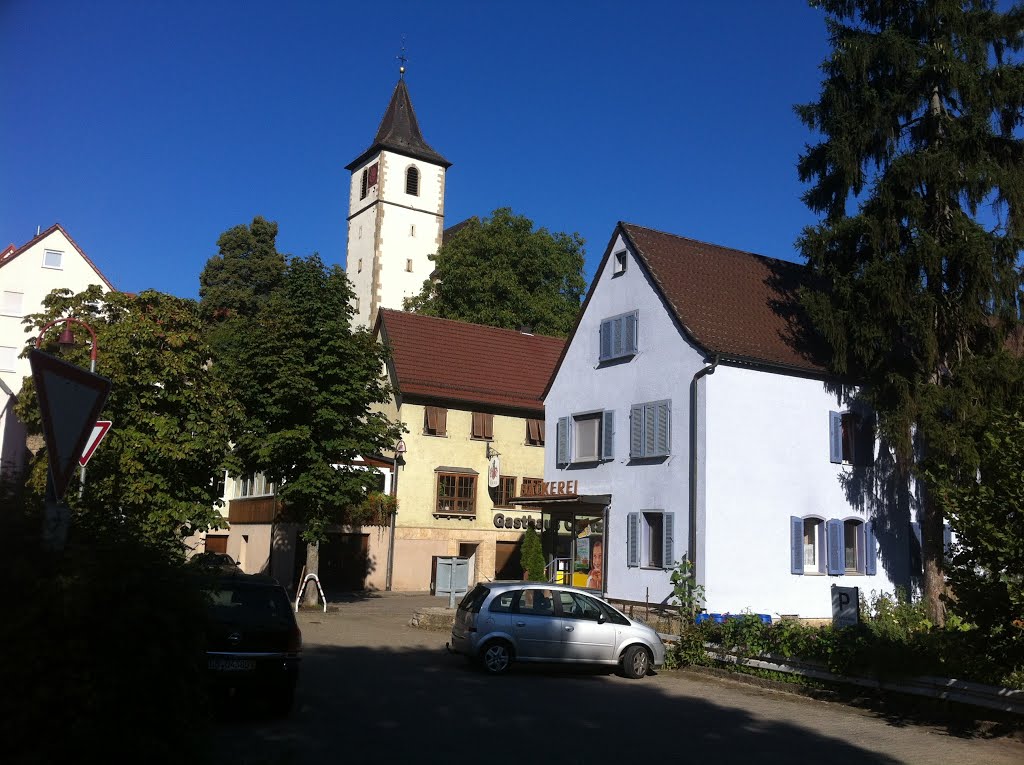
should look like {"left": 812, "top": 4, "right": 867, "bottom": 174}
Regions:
{"left": 212, "top": 592, "right": 1024, "bottom": 765}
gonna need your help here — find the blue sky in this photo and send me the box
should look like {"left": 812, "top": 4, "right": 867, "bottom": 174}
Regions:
{"left": 1, "top": 1, "right": 831, "bottom": 299}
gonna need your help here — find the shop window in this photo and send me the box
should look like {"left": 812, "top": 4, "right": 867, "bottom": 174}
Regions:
{"left": 424, "top": 406, "right": 447, "bottom": 436}
{"left": 436, "top": 472, "right": 476, "bottom": 516}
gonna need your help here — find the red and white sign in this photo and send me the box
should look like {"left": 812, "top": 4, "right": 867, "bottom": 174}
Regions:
{"left": 79, "top": 420, "right": 112, "bottom": 466}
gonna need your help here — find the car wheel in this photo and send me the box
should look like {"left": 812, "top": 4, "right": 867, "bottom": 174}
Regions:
{"left": 480, "top": 641, "right": 513, "bottom": 675}
{"left": 621, "top": 645, "right": 650, "bottom": 679}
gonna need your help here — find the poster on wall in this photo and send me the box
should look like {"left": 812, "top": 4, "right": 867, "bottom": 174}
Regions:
{"left": 572, "top": 517, "right": 604, "bottom": 590}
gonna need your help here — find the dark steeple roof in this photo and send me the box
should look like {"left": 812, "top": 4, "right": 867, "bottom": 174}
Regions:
{"left": 346, "top": 79, "right": 451, "bottom": 171}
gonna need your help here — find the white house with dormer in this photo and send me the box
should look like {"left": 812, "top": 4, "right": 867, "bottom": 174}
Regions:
{"left": 533, "top": 222, "right": 919, "bottom": 620}
{"left": 0, "top": 224, "right": 114, "bottom": 480}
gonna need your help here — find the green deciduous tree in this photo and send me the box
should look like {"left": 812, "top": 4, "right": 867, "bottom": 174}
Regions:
{"left": 16, "top": 286, "right": 238, "bottom": 545}
{"left": 214, "top": 252, "right": 403, "bottom": 599}
{"left": 404, "top": 207, "right": 586, "bottom": 337}
{"left": 796, "top": 0, "right": 1024, "bottom": 625}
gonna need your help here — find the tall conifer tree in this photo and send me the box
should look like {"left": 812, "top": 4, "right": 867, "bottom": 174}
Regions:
{"left": 797, "top": 0, "right": 1024, "bottom": 623}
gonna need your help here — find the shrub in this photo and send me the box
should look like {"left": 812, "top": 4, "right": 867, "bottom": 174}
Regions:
{"left": 519, "top": 526, "right": 546, "bottom": 581}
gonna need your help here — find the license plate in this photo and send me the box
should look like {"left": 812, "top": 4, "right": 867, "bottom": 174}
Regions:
{"left": 208, "top": 657, "right": 255, "bottom": 672}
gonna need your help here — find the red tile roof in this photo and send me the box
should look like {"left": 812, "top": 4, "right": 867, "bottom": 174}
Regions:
{"left": 375, "top": 309, "right": 565, "bottom": 413}
{"left": 0, "top": 223, "right": 115, "bottom": 291}
{"left": 618, "top": 223, "right": 823, "bottom": 373}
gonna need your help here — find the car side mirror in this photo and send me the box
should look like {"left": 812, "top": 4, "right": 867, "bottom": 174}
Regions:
{"left": 597, "top": 612, "right": 606, "bottom": 624}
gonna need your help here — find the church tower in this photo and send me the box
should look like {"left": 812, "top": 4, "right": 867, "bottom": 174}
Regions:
{"left": 345, "top": 73, "right": 451, "bottom": 328}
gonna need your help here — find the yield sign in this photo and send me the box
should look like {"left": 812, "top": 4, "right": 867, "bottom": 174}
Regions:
{"left": 79, "top": 420, "right": 112, "bottom": 467}
{"left": 29, "top": 349, "right": 112, "bottom": 501}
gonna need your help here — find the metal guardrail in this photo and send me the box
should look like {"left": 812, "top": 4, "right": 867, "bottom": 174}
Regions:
{"left": 681, "top": 642, "right": 1024, "bottom": 715}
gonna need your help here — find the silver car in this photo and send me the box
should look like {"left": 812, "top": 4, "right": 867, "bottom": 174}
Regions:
{"left": 449, "top": 582, "right": 665, "bottom": 679}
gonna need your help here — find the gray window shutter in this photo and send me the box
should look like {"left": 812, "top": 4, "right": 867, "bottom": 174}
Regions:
{"left": 656, "top": 401, "right": 671, "bottom": 456}
{"left": 829, "top": 411, "right": 843, "bottom": 463}
{"left": 625, "top": 312, "right": 638, "bottom": 355}
{"left": 865, "top": 520, "right": 878, "bottom": 576}
{"left": 599, "top": 319, "right": 612, "bottom": 361}
{"left": 644, "top": 403, "right": 657, "bottom": 456}
{"left": 630, "top": 404, "right": 644, "bottom": 457}
{"left": 602, "top": 410, "right": 615, "bottom": 459}
{"left": 826, "top": 519, "right": 844, "bottom": 575}
{"left": 556, "top": 416, "right": 569, "bottom": 466}
{"left": 626, "top": 512, "right": 640, "bottom": 567}
{"left": 790, "top": 516, "right": 804, "bottom": 575}
{"left": 612, "top": 315, "right": 624, "bottom": 358}
{"left": 662, "top": 512, "right": 674, "bottom": 570}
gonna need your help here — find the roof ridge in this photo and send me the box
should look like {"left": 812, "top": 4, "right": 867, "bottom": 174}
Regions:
{"left": 378, "top": 308, "right": 565, "bottom": 342}
{"left": 620, "top": 221, "right": 802, "bottom": 269}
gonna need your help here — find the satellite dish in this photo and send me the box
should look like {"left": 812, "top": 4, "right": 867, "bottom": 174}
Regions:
{"left": 487, "top": 455, "right": 501, "bottom": 488}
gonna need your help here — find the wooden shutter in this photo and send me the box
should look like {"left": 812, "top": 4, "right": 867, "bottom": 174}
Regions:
{"left": 826, "top": 519, "right": 844, "bottom": 575}
{"left": 655, "top": 401, "right": 670, "bottom": 455}
{"left": 626, "top": 512, "right": 640, "bottom": 567}
{"left": 630, "top": 405, "right": 644, "bottom": 457}
{"left": 538, "top": 419, "right": 545, "bottom": 444}
{"left": 829, "top": 411, "right": 843, "bottom": 463}
{"left": 426, "top": 406, "right": 438, "bottom": 433}
{"left": 472, "top": 412, "right": 492, "bottom": 439}
{"left": 599, "top": 319, "right": 612, "bottom": 360}
{"left": 436, "top": 408, "right": 447, "bottom": 436}
{"left": 472, "top": 412, "right": 483, "bottom": 438}
{"left": 865, "top": 520, "right": 878, "bottom": 576}
{"left": 484, "top": 413, "right": 494, "bottom": 439}
{"left": 624, "top": 312, "right": 637, "bottom": 355}
{"left": 856, "top": 413, "right": 876, "bottom": 466}
{"left": 556, "top": 416, "right": 569, "bottom": 466}
{"left": 601, "top": 410, "right": 615, "bottom": 459}
{"left": 662, "top": 512, "right": 674, "bottom": 570}
{"left": 790, "top": 516, "right": 804, "bottom": 574}
{"left": 527, "top": 418, "right": 540, "bottom": 443}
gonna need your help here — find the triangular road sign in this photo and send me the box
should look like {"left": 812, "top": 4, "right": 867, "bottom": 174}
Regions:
{"left": 79, "top": 420, "right": 112, "bottom": 467}
{"left": 29, "top": 349, "right": 112, "bottom": 501}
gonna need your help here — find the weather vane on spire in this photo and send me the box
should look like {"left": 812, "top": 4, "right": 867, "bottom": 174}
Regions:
{"left": 397, "top": 35, "right": 408, "bottom": 78}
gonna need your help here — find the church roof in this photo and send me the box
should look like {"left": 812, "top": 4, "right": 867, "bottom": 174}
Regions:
{"left": 346, "top": 79, "right": 451, "bottom": 171}
{"left": 375, "top": 309, "right": 564, "bottom": 413}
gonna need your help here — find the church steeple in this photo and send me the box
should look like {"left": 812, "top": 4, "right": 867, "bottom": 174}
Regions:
{"left": 345, "top": 80, "right": 451, "bottom": 172}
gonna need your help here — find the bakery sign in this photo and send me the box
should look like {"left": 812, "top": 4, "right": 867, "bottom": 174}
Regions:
{"left": 526, "top": 479, "right": 581, "bottom": 497}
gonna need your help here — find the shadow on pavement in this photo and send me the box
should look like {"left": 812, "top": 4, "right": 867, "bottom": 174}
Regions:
{"left": 213, "top": 644, "right": 903, "bottom": 765}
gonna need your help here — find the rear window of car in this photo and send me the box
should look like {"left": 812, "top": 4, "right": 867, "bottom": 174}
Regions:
{"left": 207, "top": 583, "right": 294, "bottom": 625}
{"left": 458, "top": 584, "right": 490, "bottom": 613}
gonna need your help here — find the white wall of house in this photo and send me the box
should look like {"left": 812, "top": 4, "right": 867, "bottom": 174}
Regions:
{"left": 545, "top": 233, "right": 705, "bottom": 605}
{"left": 0, "top": 227, "right": 111, "bottom": 476}
{"left": 703, "top": 364, "right": 903, "bottom": 619}
{"left": 346, "top": 150, "right": 445, "bottom": 328}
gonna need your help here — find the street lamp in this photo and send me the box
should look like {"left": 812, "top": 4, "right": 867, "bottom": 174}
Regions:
{"left": 35, "top": 316, "right": 100, "bottom": 498}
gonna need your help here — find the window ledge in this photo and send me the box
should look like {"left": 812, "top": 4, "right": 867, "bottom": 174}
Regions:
{"left": 640, "top": 566, "right": 668, "bottom": 571}
{"left": 422, "top": 432, "right": 448, "bottom": 438}
{"left": 433, "top": 512, "right": 477, "bottom": 520}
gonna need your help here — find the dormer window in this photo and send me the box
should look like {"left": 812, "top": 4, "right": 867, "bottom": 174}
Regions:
{"left": 406, "top": 166, "right": 419, "bottom": 196}
{"left": 43, "top": 249, "right": 63, "bottom": 269}
{"left": 612, "top": 250, "right": 627, "bottom": 276}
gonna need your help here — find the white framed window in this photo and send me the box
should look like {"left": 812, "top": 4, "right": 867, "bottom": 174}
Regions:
{"left": 790, "top": 516, "right": 826, "bottom": 574}
{"left": 556, "top": 411, "right": 614, "bottom": 466}
{"left": 626, "top": 510, "right": 674, "bottom": 570}
{"left": 0, "top": 291, "right": 24, "bottom": 316}
{"left": 0, "top": 346, "right": 16, "bottom": 372}
{"left": 612, "top": 250, "right": 627, "bottom": 276}
{"left": 829, "top": 410, "right": 874, "bottom": 466}
{"left": 43, "top": 249, "right": 64, "bottom": 269}
{"left": 599, "top": 311, "right": 638, "bottom": 362}
{"left": 236, "top": 473, "right": 274, "bottom": 498}
{"left": 630, "top": 400, "right": 671, "bottom": 458}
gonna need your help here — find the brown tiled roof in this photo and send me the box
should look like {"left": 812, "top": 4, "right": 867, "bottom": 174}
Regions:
{"left": 346, "top": 79, "right": 451, "bottom": 171}
{"left": 0, "top": 223, "right": 115, "bottom": 291}
{"left": 618, "top": 223, "right": 825, "bottom": 373}
{"left": 442, "top": 218, "right": 474, "bottom": 247}
{"left": 375, "top": 309, "right": 564, "bottom": 413}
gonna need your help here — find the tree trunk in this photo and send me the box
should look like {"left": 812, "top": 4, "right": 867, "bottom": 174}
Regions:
{"left": 919, "top": 487, "right": 947, "bottom": 627}
{"left": 303, "top": 540, "right": 321, "bottom": 608}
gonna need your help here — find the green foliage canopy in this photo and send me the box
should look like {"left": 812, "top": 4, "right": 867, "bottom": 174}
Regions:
{"left": 404, "top": 207, "right": 586, "bottom": 337}
{"left": 16, "top": 286, "right": 238, "bottom": 543}
{"left": 796, "top": 0, "right": 1024, "bottom": 622}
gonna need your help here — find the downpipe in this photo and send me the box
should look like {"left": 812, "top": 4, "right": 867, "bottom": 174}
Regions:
{"left": 689, "top": 356, "right": 719, "bottom": 580}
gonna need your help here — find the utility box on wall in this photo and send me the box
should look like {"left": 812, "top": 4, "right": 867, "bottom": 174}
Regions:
{"left": 435, "top": 556, "right": 469, "bottom": 607}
